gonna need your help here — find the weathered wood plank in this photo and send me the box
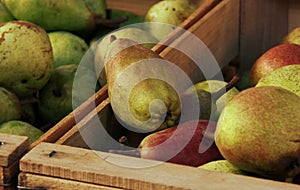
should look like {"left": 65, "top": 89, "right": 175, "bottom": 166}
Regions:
{"left": 239, "top": 0, "right": 289, "bottom": 71}
{"left": 0, "top": 134, "right": 29, "bottom": 167}
{"left": 18, "top": 172, "right": 122, "bottom": 190}
{"left": 20, "top": 143, "right": 300, "bottom": 190}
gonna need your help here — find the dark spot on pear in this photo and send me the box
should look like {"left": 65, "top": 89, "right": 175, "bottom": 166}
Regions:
{"left": 21, "top": 79, "right": 27, "bottom": 84}
{"left": 52, "top": 88, "right": 62, "bottom": 97}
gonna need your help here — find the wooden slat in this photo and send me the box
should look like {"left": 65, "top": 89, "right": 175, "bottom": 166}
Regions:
{"left": 288, "top": 0, "right": 300, "bottom": 31}
{"left": 239, "top": 0, "right": 289, "bottom": 71}
{"left": 0, "top": 159, "right": 20, "bottom": 186}
{"left": 55, "top": 98, "right": 110, "bottom": 147}
{"left": 157, "top": 0, "right": 239, "bottom": 84}
{"left": 20, "top": 143, "right": 300, "bottom": 190}
{"left": 56, "top": 98, "right": 125, "bottom": 152}
{"left": 106, "top": 0, "right": 160, "bottom": 16}
{"left": 152, "top": 0, "right": 221, "bottom": 54}
{"left": 18, "top": 172, "right": 122, "bottom": 190}
{"left": 0, "top": 134, "right": 29, "bottom": 167}
{"left": 30, "top": 85, "right": 108, "bottom": 149}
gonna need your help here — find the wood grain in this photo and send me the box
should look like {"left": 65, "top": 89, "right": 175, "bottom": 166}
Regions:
{"left": 288, "top": 0, "right": 300, "bottom": 31}
{"left": 20, "top": 143, "right": 300, "bottom": 190}
{"left": 157, "top": 0, "right": 239, "bottom": 84}
{"left": 0, "top": 134, "right": 29, "bottom": 167}
{"left": 106, "top": 0, "right": 160, "bottom": 15}
{"left": 55, "top": 98, "right": 110, "bottom": 148}
{"left": 239, "top": 0, "right": 289, "bottom": 71}
{"left": 18, "top": 172, "right": 122, "bottom": 190}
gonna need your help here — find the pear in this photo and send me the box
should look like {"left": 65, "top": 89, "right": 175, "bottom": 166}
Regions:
{"left": 0, "top": 20, "right": 53, "bottom": 97}
{"left": 256, "top": 64, "right": 300, "bottom": 97}
{"left": 215, "top": 86, "right": 300, "bottom": 181}
{"left": 181, "top": 89, "right": 216, "bottom": 121}
{"left": 0, "top": 0, "right": 14, "bottom": 23}
{"left": 38, "top": 64, "right": 98, "bottom": 125}
{"left": 282, "top": 27, "right": 300, "bottom": 45}
{"left": 145, "top": 0, "right": 197, "bottom": 40}
{"left": 184, "top": 80, "right": 239, "bottom": 120}
{"left": 94, "top": 27, "right": 158, "bottom": 86}
{"left": 0, "top": 87, "right": 21, "bottom": 123}
{"left": 48, "top": 31, "right": 89, "bottom": 68}
{"left": 138, "top": 120, "right": 223, "bottom": 167}
{"left": 3, "top": 0, "right": 106, "bottom": 32}
{"left": 105, "top": 37, "right": 181, "bottom": 133}
{"left": 0, "top": 120, "right": 43, "bottom": 144}
{"left": 181, "top": 76, "right": 240, "bottom": 121}
{"left": 198, "top": 160, "right": 248, "bottom": 175}
{"left": 249, "top": 44, "right": 300, "bottom": 86}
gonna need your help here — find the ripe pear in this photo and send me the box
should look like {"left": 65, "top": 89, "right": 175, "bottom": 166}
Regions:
{"left": 215, "top": 86, "right": 300, "bottom": 180}
{"left": 256, "top": 64, "right": 300, "bottom": 97}
{"left": 94, "top": 27, "right": 158, "bottom": 86}
{"left": 105, "top": 37, "right": 181, "bottom": 133}
{"left": 3, "top": 0, "right": 106, "bottom": 32}
{"left": 145, "top": 0, "right": 197, "bottom": 40}
{"left": 184, "top": 80, "right": 239, "bottom": 120}
{"left": 249, "top": 44, "right": 300, "bottom": 86}
{"left": 48, "top": 31, "right": 89, "bottom": 68}
{"left": 282, "top": 27, "right": 300, "bottom": 45}
{"left": 0, "top": 87, "right": 21, "bottom": 123}
{"left": 0, "top": 0, "right": 14, "bottom": 23}
{"left": 0, "top": 20, "right": 53, "bottom": 97}
{"left": 138, "top": 120, "right": 223, "bottom": 166}
{"left": 0, "top": 120, "right": 43, "bottom": 144}
{"left": 199, "top": 160, "right": 248, "bottom": 175}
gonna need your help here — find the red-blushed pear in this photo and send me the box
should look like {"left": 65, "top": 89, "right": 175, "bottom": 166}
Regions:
{"left": 249, "top": 44, "right": 300, "bottom": 86}
{"left": 138, "top": 120, "right": 223, "bottom": 167}
{"left": 215, "top": 86, "right": 300, "bottom": 181}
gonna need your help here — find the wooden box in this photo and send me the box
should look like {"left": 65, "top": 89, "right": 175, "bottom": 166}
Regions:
{"left": 15, "top": 0, "right": 300, "bottom": 189}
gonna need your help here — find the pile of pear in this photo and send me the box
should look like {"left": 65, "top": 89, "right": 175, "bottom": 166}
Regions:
{"left": 201, "top": 27, "right": 300, "bottom": 184}
{"left": 99, "top": 24, "right": 300, "bottom": 187}
{"left": 0, "top": 0, "right": 110, "bottom": 141}
{"left": 0, "top": 0, "right": 199, "bottom": 144}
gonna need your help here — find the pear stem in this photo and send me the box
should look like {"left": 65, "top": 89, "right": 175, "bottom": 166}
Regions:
{"left": 211, "top": 74, "right": 241, "bottom": 102}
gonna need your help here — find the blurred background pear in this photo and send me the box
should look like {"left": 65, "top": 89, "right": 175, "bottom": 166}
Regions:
{"left": 48, "top": 31, "right": 89, "bottom": 68}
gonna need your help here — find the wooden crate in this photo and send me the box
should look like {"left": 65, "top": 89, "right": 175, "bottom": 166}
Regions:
{"left": 0, "top": 80, "right": 108, "bottom": 189}
{"left": 0, "top": 134, "right": 29, "bottom": 188}
{"left": 16, "top": 0, "right": 300, "bottom": 189}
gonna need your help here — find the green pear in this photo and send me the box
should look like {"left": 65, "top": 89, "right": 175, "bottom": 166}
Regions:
{"left": 0, "top": 120, "right": 43, "bottom": 144}
{"left": 199, "top": 160, "right": 248, "bottom": 175}
{"left": 94, "top": 27, "right": 158, "bottom": 86}
{"left": 0, "top": 20, "right": 53, "bottom": 97}
{"left": 0, "top": 0, "right": 14, "bottom": 23}
{"left": 38, "top": 64, "right": 98, "bottom": 125}
{"left": 0, "top": 87, "right": 21, "bottom": 123}
{"left": 105, "top": 37, "right": 181, "bottom": 133}
{"left": 185, "top": 80, "right": 239, "bottom": 120}
{"left": 256, "top": 64, "right": 300, "bottom": 97}
{"left": 48, "top": 31, "right": 89, "bottom": 68}
{"left": 3, "top": 0, "right": 106, "bottom": 32}
{"left": 282, "top": 27, "right": 300, "bottom": 45}
{"left": 145, "top": 0, "right": 197, "bottom": 40}
{"left": 215, "top": 86, "right": 300, "bottom": 181}
{"left": 181, "top": 89, "right": 216, "bottom": 121}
